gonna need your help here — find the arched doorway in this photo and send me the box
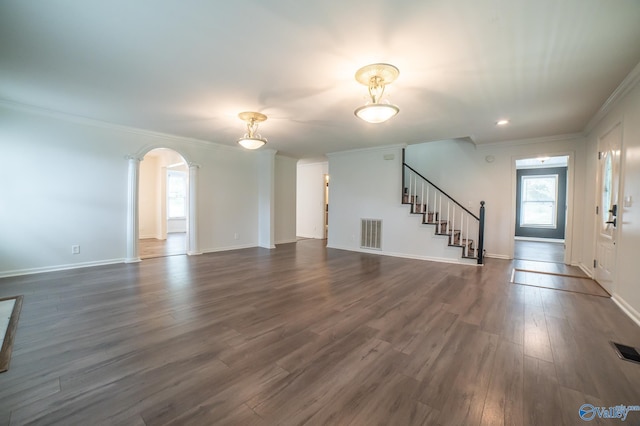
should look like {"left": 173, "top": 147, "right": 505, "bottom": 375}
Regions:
{"left": 139, "top": 149, "right": 188, "bottom": 258}
{"left": 125, "top": 147, "right": 199, "bottom": 262}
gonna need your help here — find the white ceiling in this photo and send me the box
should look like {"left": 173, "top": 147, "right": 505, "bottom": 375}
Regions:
{"left": 1, "top": 0, "right": 640, "bottom": 160}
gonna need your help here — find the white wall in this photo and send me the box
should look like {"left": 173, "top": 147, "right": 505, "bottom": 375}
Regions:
{"left": 327, "top": 146, "right": 476, "bottom": 264}
{"left": 405, "top": 137, "right": 586, "bottom": 263}
{"left": 296, "top": 162, "right": 328, "bottom": 239}
{"left": 327, "top": 137, "right": 587, "bottom": 265}
{"left": 583, "top": 78, "right": 640, "bottom": 323}
{"left": 275, "top": 155, "right": 297, "bottom": 244}
{"left": 0, "top": 103, "right": 263, "bottom": 276}
{"left": 257, "top": 150, "right": 276, "bottom": 249}
{"left": 139, "top": 155, "right": 160, "bottom": 238}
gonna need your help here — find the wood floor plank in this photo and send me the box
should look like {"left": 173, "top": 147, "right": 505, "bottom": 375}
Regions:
{"left": 140, "top": 363, "right": 287, "bottom": 425}
{"left": 0, "top": 239, "right": 638, "bottom": 424}
{"left": 523, "top": 356, "right": 564, "bottom": 426}
{"left": 480, "top": 340, "right": 524, "bottom": 426}
{"left": 436, "top": 330, "right": 499, "bottom": 425}
{"left": 402, "top": 308, "right": 460, "bottom": 378}
{"left": 248, "top": 335, "right": 393, "bottom": 421}
{"left": 523, "top": 302, "right": 554, "bottom": 362}
{"left": 285, "top": 348, "right": 412, "bottom": 425}
{"left": 557, "top": 386, "right": 611, "bottom": 426}
{"left": 546, "top": 315, "right": 599, "bottom": 396}
{"left": 346, "top": 372, "right": 440, "bottom": 426}
{"left": 414, "top": 320, "right": 479, "bottom": 409}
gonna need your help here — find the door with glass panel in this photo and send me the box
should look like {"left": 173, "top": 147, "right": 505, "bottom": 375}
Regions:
{"left": 595, "top": 124, "right": 621, "bottom": 293}
{"left": 515, "top": 167, "right": 567, "bottom": 239}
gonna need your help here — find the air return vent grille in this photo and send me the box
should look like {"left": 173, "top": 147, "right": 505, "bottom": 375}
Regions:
{"left": 611, "top": 342, "right": 640, "bottom": 364}
{"left": 361, "top": 219, "right": 382, "bottom": 249}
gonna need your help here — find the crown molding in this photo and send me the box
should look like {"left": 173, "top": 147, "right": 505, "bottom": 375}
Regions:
{"left": 584, "top": 60, "right": 640, "bottom": 135}
{"left": 326, "top": 143, "right": 407, "bottom": 158}
{"left": 475, "top": 133, "right": 584, "bottom": 149}
{"left": 0, "top": 99, "right": 244, "bottom": 154}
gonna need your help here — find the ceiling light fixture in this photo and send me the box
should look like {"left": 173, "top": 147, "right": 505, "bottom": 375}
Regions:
{"left": 496, "top": 119, "right": 510, "bottom": 126}
{"left": 354, "top": 63, "right": 400, "bottom": 124}
{"left": 237, "top": 111, "right": 268, "bottom": 149}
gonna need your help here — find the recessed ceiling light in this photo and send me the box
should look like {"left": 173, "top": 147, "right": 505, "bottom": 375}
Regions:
{"left": 496, "top": 119, "right": 510, "bottom": 126}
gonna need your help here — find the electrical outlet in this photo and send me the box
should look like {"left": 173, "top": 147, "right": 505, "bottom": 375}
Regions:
{"left": 71, "top": 245, "right": 80, "bottom": 254}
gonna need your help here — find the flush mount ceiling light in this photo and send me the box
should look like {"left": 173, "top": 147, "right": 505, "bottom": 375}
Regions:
{"left": 237, "top": 111, "right": 268, "bottom": 149}
{"left": 496, "top": 119, "right": 510, "bottom": 126}
{"left": 354, "top": 63, "right": 400, "bottom": 124}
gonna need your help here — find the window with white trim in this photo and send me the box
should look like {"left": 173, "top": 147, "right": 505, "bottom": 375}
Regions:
{"left": 167, "top": 170, "right": 187, "bottom": 219}
{"left": 520, "top": 174, "right": 558, "bottom": 228}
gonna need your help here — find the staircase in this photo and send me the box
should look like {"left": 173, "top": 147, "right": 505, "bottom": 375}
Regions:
{"left": 402, "top": 150, "right": 485, "bottom": 264}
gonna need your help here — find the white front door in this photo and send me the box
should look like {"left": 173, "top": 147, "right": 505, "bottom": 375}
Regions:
{"left": 595, "top": 123, "right": 622, "bottom": 293}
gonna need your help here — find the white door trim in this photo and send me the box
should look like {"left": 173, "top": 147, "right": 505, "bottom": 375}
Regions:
{"left": 126, "top": 146, "right": 199, "bottom": 261}
{"left": 509, "top": 152, "right": 575, "bottom": 264}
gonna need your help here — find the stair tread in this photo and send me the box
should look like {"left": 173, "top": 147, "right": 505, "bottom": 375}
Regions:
{"left": 403, "top": 186, "right": 481, "bottom": 264}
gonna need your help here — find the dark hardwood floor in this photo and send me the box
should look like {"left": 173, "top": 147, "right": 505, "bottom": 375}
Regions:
{"left": 139, "top": 233, "right": 187, "bottom": 259}
{"left": 514, "top": 240, "right": 565, "bottom": 263}
{"left": 1, "top": 239, "right": 639, "bottom": 425}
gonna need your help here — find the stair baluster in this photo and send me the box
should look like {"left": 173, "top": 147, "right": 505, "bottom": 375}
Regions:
{"left": 402, "top": 152, "right": 485, "bottom": 264}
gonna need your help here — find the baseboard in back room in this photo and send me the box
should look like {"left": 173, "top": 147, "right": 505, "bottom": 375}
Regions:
{"left": 0, "top": 258, "right": 126, "bottom": 279}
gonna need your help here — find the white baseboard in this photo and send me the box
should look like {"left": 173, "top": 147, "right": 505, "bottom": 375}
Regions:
{"left": 574, "top": 262, "right": 593, "bottom": 278}
{"left": 296, "top": 233, "right": 324, "bottom": 240}
{"left": 514, "top": 237, "right": 564, "bottom": 243}
{"left": 485, "top": 253, "right": 511, "bottom": 260}
{"left": 200, "top": 243, "right": 257, "bottom": 254}
{"left": 276, "top": 239, "right": 298, "bottom": 245}
{"left": 611, "top": 294, "right": 640, "bottom": 328}
{"left": 0, "top": 258, "right": 126, "bottom": 278}
{"left": 139, "top": 234, "right": 160, "bottom": 240}
{"left": 325, "top": 244, "right": 480, "bottom": 266}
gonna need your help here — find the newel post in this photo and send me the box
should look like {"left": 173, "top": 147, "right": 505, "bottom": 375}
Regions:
{"left": 477, "top": 201, "right": 485, "bottom": 264}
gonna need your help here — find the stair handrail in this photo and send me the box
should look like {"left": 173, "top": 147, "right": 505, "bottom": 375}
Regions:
{"left": 402, "top": 149, "right": 485, "bottom": 264}
{"left": 402, "top": 162, "right": 479, "bottom": 221}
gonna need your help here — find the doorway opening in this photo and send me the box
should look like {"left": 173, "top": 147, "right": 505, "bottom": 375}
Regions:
{"left": 296, "top": 161, "right": 329, "bottom": 241}
{"left": 513, "top": 155, "right": 569, "bottom": 264}
{"left": 324, "top": 174, "right": 329, "bottom": 239}
{"left": 139, "top": 148, "right": 188, "bottom": 259}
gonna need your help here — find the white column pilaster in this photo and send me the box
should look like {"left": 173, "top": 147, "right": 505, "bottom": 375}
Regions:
{"left": 258, "top": 149, "right": 277, "bottom": 249}
{"left": 188, "top": 163, "right": 201, "bottom": 255}
{"left": 125, "top": 155, "right": 142, "bottom": 263}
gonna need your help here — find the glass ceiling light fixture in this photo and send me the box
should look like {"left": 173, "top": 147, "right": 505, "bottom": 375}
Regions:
{"left": 237, "top": 111, "right": 268, "bottom": 149}
{"left": 354, "top": 63, "right": 400, "bottom": 124}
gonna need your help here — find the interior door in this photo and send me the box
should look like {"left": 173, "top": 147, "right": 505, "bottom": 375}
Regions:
{"left": 595, "top": 123, "right": 622, "bottom": 293}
